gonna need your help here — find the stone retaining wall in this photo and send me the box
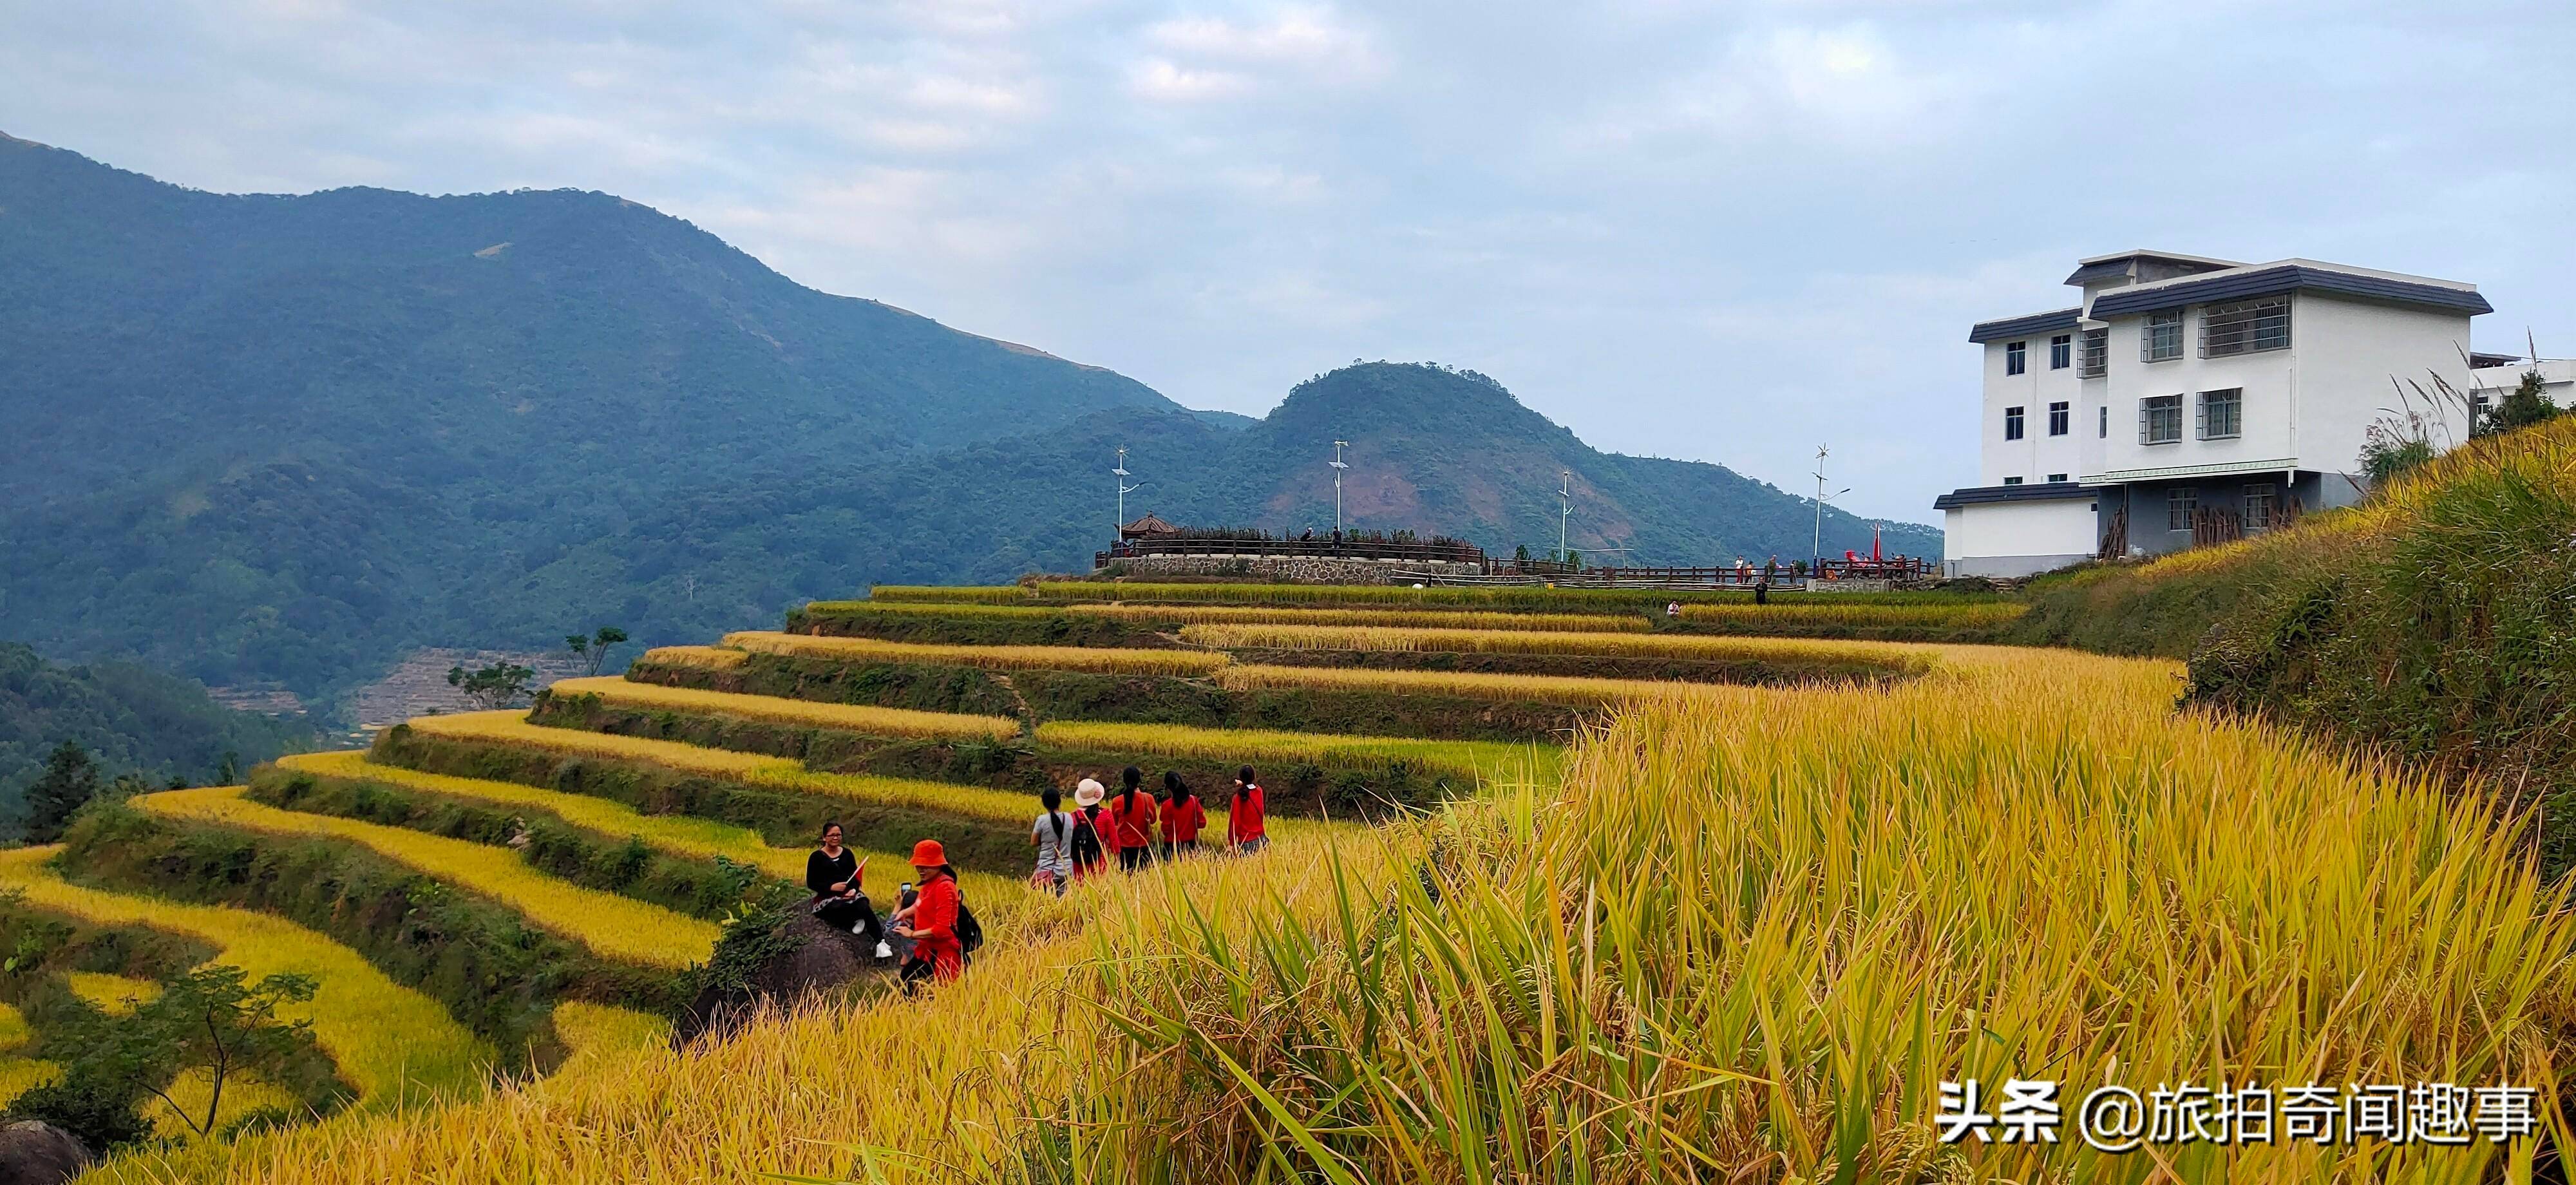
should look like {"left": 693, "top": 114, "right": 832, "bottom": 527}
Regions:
{"left": 1097, "top": 555, "right": 1485, "bottom": 584}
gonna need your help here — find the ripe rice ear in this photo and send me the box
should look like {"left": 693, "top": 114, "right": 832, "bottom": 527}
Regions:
{"left": 547, "top": 676, "right": 1021, "bottom": 741}
{"left": 723, "top": 631, "right": 1229, "bottom": 676}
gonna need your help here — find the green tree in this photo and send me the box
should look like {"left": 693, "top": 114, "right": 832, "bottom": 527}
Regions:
{"left": 2477, "top": 366, "right": 2561, "bottom": 436}
{"left": 8, "top": 965, "right": 323, "bottom": 1149}
{"left": 565, "top": 627, "right": 630, "bottom": 678}
{"left": 21, "top": 741, "right": 100, "bottom": 843}
{"left": 446, "top": 661, "right": 536, "bottom": 710}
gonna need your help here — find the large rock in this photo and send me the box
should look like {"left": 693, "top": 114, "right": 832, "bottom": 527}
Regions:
{"left": 0, "top": 1121, "right": 93, "bottom": 1185}
{"left": 672, "top": 904, "right": 913, "bottom": 1047}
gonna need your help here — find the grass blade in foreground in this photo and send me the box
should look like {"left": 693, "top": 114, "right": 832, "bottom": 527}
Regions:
{"left": 132, "top": 788, "right": 719, "bottom": 971}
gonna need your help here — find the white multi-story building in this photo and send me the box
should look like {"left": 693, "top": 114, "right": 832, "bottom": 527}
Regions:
{"left": 1936, "top": 250, "right": 2498, "bottom": 577}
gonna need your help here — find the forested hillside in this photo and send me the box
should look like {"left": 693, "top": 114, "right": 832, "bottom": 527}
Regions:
{"left": 0, "top": 644, "right": 311, "bottom": 819}
{"left": 2, "top": 133, "right": 1935, "bottom": 712}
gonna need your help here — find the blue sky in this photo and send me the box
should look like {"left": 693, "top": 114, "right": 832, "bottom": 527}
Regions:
{"left": 4, "top": 0, "right": 2569, "bottom": 522}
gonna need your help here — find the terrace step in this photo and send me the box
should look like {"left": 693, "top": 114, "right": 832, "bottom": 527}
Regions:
{"left": 131, "top": 788, "right": 719, "bottom": 972}
{"left": 0, "top": 846, "right": 496, "bottom": 1106}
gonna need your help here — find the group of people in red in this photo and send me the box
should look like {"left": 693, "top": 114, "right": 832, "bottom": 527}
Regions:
{"left": 1030, "top": 764, "right": 1267, "bottom": 895}
{"left": 803, "top": 764, "right": 1269, "bottom": 993}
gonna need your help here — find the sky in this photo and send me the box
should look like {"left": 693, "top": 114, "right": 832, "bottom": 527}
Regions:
{"left": 4, "top": 0, "right": 2570, "bottom": 522}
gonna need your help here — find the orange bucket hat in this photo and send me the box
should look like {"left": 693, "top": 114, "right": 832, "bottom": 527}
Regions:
{"left": 909, "top": 839, "right": 947, "bottom": 867}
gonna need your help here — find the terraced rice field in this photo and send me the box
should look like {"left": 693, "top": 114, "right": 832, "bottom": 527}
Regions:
{"left": 1213, "top": 663, "right": 1768, "bottom": 708}
{"left": 1676, "top": 600, "right": 2029, "bottom": 627}
{"left": 403, "top": 712, "right": 1052, "bottom": 827}
{"left": 635, "top": 645, "right": 747, "bottom": 670}
{"left": 849, "top": 586, "right": 1034, "bottom": 604}
{"left": 1178, "top": 621, "right": 1936, "bottom": 670}
{"left": 276, "top": 752, "right": 1028, "bottom": 911}
{"left": 133, "top": 788, "right": 719, "bottom": 971}
{"left": 544, "top": 676, "right": 1021, "bottom": 741}
{"left": 150, "top": 1068, "right": 308, "bottom": 1141}
{"left": 544, "top": 1003, "right": 672, "bottom": 1084}
{"left": 1033, "top": 720, "right": 1555, "bottom": 786}
{"left": 0, "top": 1056, "right": 57, "bottom": 1108}
{"left": 1061, "top": 602, "right": 1651, "bottom": 632}
{"left": 801, "top": 600, "right": 1059, "bottom": 620}
{"left": 66, "top": 971, "right": 162, "bottom": 1014}
{"left": 723, "top": 631, "right": 1229, "bottom": 675}
{"left": 0, "top": 846, "right": 493, "bottom": 1104}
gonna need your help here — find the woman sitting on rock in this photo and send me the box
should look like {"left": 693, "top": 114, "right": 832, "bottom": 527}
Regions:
{"left": 806, "top": 822, "right": 884, "bottom": 944}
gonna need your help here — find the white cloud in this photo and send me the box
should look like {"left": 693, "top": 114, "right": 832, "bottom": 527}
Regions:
{"left": 1, "top": 0, "right": 2571, "bottom": 522}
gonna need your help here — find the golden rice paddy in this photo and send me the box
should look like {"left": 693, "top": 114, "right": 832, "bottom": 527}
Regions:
{"left": 1062, "top": 602, "right": 1651, "bottom": 632}
{"left": 634, "top": 645, "right": 747, "bottom": 670}
{"left": 1177, "top": 621, "right": 1935, "bottom": 670}
{"left": 722, "top": 630, "right": 1229, "bottom": 675}
{"left": 1213, "top": 662, "right": 1765, "bottom": 708}
{"left": 133, "top": 788, "right": 719, "bottom": 971}
{"left": 544, "top": 676, "right": 1022, "bottom": 742}
{"left": 0, "top": 846, "right": 494, "bottom": 1106}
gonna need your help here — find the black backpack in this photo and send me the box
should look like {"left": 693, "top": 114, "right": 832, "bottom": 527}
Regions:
{"left": 956, "top": 901, "right": 984, "bottom": 959}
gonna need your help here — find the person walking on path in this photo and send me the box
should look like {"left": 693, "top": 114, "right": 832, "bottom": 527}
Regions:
{"left": 1030, "top": 786, "right": 1074, "bottom": 896}
{"left": 1069, "top": 778, "right": 1110, "bottom": 882}
{"left": 805, "top": 823, "right": 882, "bottom": 942}
{"left": 1158, "top": 771, "right": 1207, "bottom": 859}
{"left": 1227, "top": 766, "right": 1267, "bottom": 855}
{"left": 1109, "top": 766, "right": 1160, "bottom": 872}
{"left": 894, "top": 839, "right": 963, "bottom": 991}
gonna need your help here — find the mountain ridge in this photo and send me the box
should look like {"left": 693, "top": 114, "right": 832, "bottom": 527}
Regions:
{"left": 1, "top": 133, "right": 1938, "bottom": 711}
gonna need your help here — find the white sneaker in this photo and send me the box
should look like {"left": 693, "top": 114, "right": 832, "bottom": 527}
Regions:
{"left": 875, "top": 942, "right": 893, "bottom": 958}
{"left": 851, "top": 922, "right": 866, "bottom": 934}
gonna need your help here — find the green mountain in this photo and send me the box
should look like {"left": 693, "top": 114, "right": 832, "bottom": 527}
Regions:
{"left": 1, "top": 134, "right": 1938, "bottom": 712}
{"left": 0, "top": 643, "right": 312, "bottom": 818}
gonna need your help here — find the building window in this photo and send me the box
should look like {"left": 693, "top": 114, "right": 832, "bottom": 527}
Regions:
{"left": 2081, "top": 328, "right": 2108, "bottom": 377}
{"left": 2242, "top": 482, "right": 2278, "bottom": 531}
{"left": 2098, "top": 405, "right": 2108, "bottom": 438}
{"left": 2004, "top": 406, "right": 2025, "bottom": 441}
{"left": 2050, "top": 334, "right": 2072, "bottom": 370}
{"left": 2144, "top": 312, "right": 2185, "bottom": 361}
{"left": 2166, "top": 487, "right": 2197, "bottom": 531}
{"left": 2048, "top": 473, "right": 2069, "bottom": 484}
{"left": 2202, "top": 297, "right": 2291, "bottom": 357}
{"left": 2048, "top": 401, "right": 2070, "bottom": 436}
{"left": 2005, "top": 341, "right": 2027, "bottom": 375}
{"left": 2197, "top": 388, "right": 2243, "bottom": 440}
{"left": 2003, "top": 477, "right": 2023, "bottom": 486}
{"left": 2141, "top": 394, "right": 2184, "bottom": 444}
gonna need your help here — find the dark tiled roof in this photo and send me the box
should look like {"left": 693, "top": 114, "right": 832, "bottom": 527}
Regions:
{"left": 1966, "top": 307, "right": 2081, "bottom": 344}
{"left": 2087, "top": 264, "right": 2493, "bottom": 319}
{"left": 1931, "top": 481, "right": 2095, "bottom": 511}
{"left": 2061, "top": 260, "right": 2133, "bottom": 286}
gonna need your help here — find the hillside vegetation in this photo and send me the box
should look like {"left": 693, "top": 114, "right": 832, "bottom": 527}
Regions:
{"left": 3, "top": 134, "right": 1934, "bottom": 708}
{"left": 2016, "top": 415, "right": 2576, "bottom": 869}
{"left": 0, "top": 643, "right": 310, "bottom": 822}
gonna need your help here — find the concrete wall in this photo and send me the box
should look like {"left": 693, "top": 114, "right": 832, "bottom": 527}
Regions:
{"left": 1099, "top": 555, "right": 1485, "bottom": 583}
{"left": 1943, "top": 498, "right": 2097, "bottom": 577}
{"left": 2290, "top": 294, "right": 2476, "bottom": 482}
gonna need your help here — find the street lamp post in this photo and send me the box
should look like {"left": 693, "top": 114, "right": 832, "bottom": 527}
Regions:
{"left": 1810, "top": 444, "right": 1851, "bottom": 576}
{"left": 1113, "top": 447, "right": 1141, "bottom": 538}
{"left": 1558, "top": 469, "right": 1573, "bottom": 565}
{"left": 1328, "top": 441, "right": 1350, "bottom": 534}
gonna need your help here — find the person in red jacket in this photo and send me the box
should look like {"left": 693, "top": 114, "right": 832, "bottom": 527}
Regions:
{"left": 1227, "top": 765, "right": 1267, "bottom": 855}
{"left": 1158, "top": 771, "right": 1208, "bottom": 858}
{"left": 894, "top": 839, "right": 963, "bottom": 991}
{"left": 1108, "top": 766, "right": 1160, "bottom": 872}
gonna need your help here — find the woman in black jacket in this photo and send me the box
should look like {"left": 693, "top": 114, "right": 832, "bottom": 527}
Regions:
{"left": 808, "top": 822, "right": 884, "bottom": 943}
